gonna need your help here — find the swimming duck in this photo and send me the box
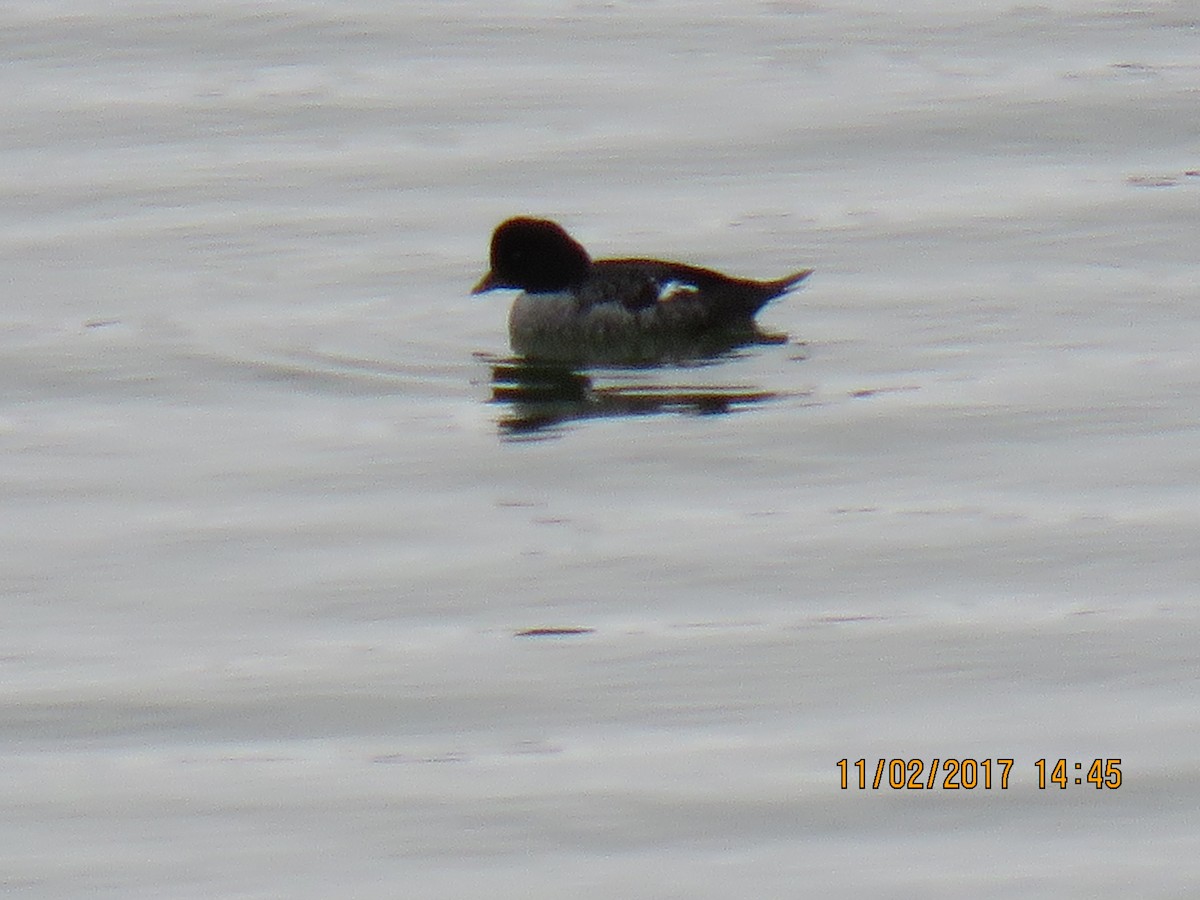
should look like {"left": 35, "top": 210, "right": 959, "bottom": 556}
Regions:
{"left": 472, "top": 217, "right": 811, "bottom": 365}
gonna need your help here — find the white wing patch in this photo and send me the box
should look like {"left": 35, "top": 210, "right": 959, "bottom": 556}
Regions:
{"left": 656, "top": 280, "right": 700, "bottom": 303}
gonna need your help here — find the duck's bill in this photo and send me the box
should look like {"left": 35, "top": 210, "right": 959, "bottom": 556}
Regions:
{"left": 471, "top": 271, "right": 500, "bottom": 294}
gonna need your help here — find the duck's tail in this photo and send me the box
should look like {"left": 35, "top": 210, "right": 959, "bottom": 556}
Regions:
{"left": 766, "top": 268, "right": 814, "bottom": 297}
{"left": 731, "top": 268, "right": 813, "bottom": 320}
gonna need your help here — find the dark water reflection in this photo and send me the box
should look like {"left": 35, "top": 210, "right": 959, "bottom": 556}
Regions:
{"left": 488, "top": 357, "right": 802, "bottom": 440}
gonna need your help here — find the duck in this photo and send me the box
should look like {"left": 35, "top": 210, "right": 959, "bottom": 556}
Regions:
{"left": 471, "top": 217, "right": 811, "bottom": 365}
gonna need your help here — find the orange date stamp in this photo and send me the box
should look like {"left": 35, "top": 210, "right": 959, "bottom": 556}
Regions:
{"left": 836, "top": 758, "right": 1122, "bottom": 790}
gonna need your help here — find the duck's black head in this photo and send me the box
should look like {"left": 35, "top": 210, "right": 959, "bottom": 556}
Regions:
{"left": 472, "top": 217, "right": 592, "bottom": 294}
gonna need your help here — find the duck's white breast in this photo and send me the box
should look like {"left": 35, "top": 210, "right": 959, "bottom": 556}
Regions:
{"left": 508, "top": 292, "right": 645, "bottom": 360}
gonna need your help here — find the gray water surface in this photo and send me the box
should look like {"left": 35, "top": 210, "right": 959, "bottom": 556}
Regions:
{"left": 3, "top": 3, "right": 1199, "bottom": 897}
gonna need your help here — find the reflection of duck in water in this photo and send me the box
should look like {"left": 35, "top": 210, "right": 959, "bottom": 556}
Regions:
{"left": 488, "top": 359, "right": 788, "bottom": 440}
{"left": 472, "top": 217, "right": 812, "bottom": 366}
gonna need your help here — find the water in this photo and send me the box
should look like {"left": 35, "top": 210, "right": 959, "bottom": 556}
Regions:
{"left": 3, "top": 3, "right": 1199, "bottom": 897}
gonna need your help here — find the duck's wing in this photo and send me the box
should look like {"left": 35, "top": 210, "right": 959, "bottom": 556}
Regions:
{"left": 596, "top": 259, "right": 812, "bottom": 322}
